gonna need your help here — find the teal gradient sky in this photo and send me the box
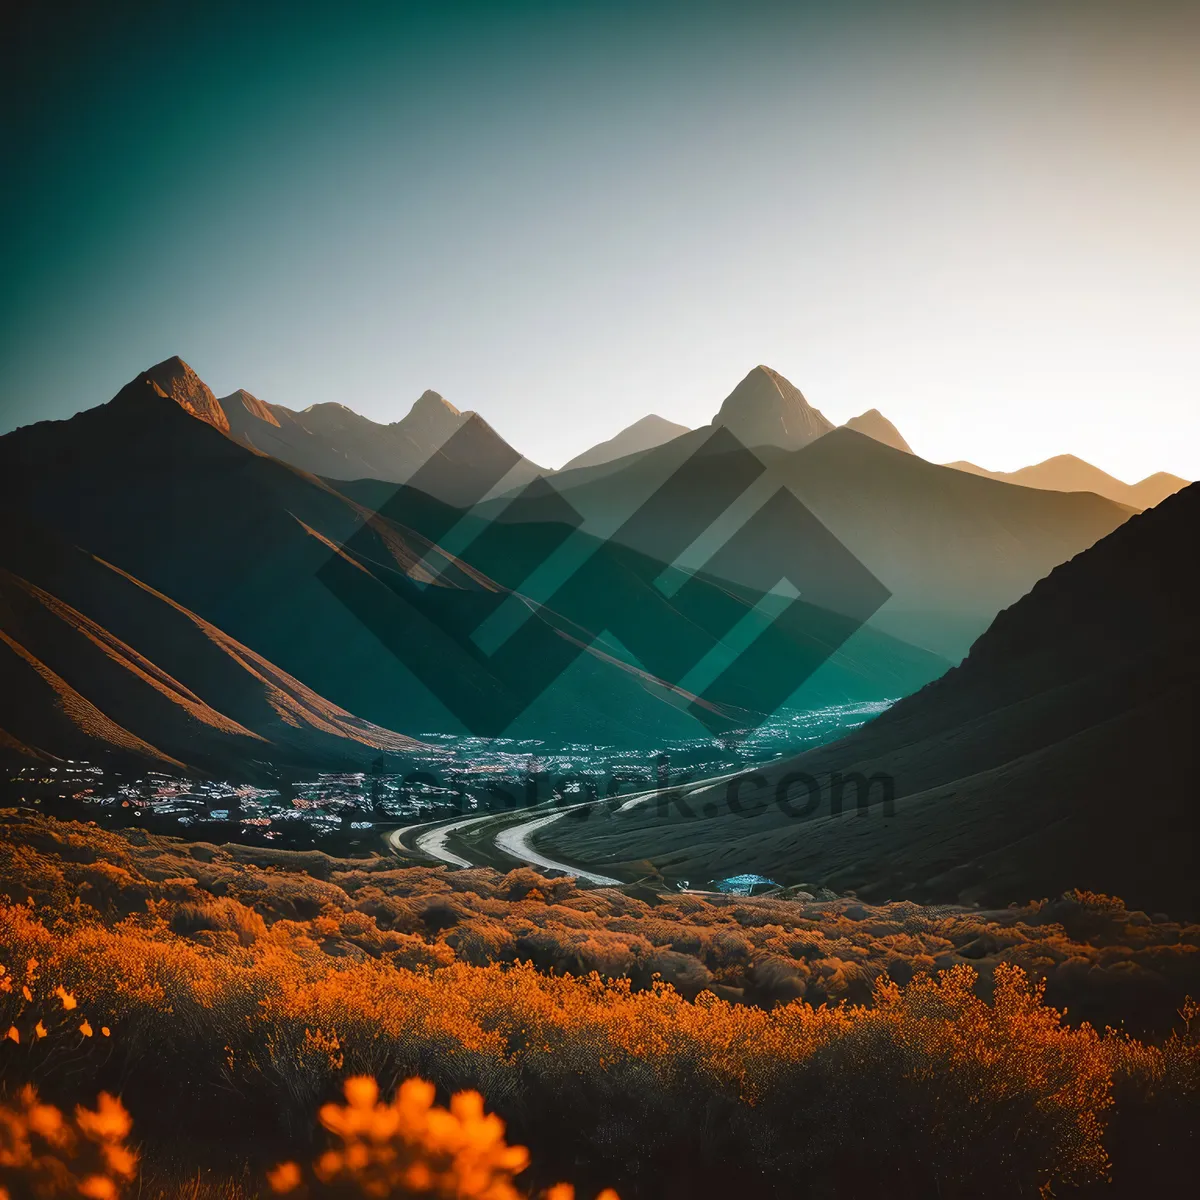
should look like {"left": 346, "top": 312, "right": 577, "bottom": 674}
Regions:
{"left": 3, "top": 1, "right": 1198, "bottom": 480}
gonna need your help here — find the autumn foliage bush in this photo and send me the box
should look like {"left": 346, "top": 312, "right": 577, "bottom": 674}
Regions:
{"left": 0, "top": 1061, "right": 611, "bottom": 1200}
{"left": 0, "top": 1085, "right": 134, "bottom": 1199}
{"left": 266, "top": 1075, "right": 618, "bottom": 1200}
{"left": 3, "top": 814, "right": 1197, "bottom": 1034}
{"left": 1, "top": 813, "right": 1199, "bottom": 1198}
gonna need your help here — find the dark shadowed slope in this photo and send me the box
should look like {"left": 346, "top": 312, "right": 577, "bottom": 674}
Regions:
{"left": 558, "top": 414, "right": 691, "bottom": 472}
{"left": 0, "top": 511, "right": 424, "bottom": 777}
{"left": 842, "top": 408, "right": 913, "bottom": 453}
{"left": 541, "top": 482, "right": 1199, "bottom": 917}
{"left": 946, "top": 454, "right": 1190, "bottom": 510}
{"left": 0, "top": 372, "right": 519, "bottom": 741}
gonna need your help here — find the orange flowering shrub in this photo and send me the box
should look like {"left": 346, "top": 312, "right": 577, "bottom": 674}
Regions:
{"left": 267, "top": 1075, "right": 618, "bottom": 1200}
{"left": 4, "top": 814, "right": 1199, "bottom": 1035}
{"left": 0, "top": 954, "right": 111, "bottom": 1051}
{"left": 2, "top": 814, "right": 1200, "bottom": 1197}
{"left": 0, "top": 1085, "right": 135, "bottom": 1199}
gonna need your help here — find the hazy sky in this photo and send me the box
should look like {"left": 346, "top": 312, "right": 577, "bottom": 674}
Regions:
{"left": 3, "top": 1, "right": 1198, "bottom": 481}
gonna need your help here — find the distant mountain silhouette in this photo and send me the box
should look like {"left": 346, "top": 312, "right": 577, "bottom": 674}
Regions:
{"left": 559, "top": 414, "right": 690, "bottom": 472}
{"left": 542, "top": 483, "right": 1200, "bottom": 916}
{"left": 1129, "top": 472, "right": 1192, "bottom": 509}
{"left": 542, "top": 425, "right": 1133, "bottom": 661}
{"left": 842, "top": 408, "right": 913, "bottom": 454}
{"left": 223, "top": 377, "right": 544, "bottom": 495}
{"left": 131, "top": 357, "right": 545, "bottom": 498}
{"left": 946, "top": 454, "right": 1190, "bottom": 510}
{"left": 711, "top": 365, "right": 835, "bottom": 451}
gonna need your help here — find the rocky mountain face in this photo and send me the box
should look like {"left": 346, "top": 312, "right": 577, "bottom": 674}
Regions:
{"left": 223, "top": 388, "right": 280, "bottom": 427}
{"left": 711, "top": 365, "right": 835, "bottom": 451}
{"left": 143, "top": 356, "right": 230, "bottom": 432}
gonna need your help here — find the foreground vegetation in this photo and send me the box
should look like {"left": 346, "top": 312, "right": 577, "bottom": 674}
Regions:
{"left": 1, "top": 812, "right": 1198, "bottom": 1197}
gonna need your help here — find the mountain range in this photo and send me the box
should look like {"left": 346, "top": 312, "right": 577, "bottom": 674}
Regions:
{"left": 132, "top": 356, "right": 1190, "bottom": 515}
{"left": 149, "top": 356, "right": 545, "bottom": 500}
{"left": 553, "top": 368, "right": 1184, "bottom": 514}
{"left": 539, "top": 407, "right": 1133, "bottom": 661}
{"left": 945, "top": 454, "right": 1189, "bottom": 510}
{"left": 0, "top": 355, "right": 1161, "bottom": 777}
{"left": 0, "top": 365, "right": 952, "bottom": 772}
{"left": 539, "top": 480, "right": 1200, "bottom": 915}
{"left": 0, "top": 372, "right": 754, "bottom": 764}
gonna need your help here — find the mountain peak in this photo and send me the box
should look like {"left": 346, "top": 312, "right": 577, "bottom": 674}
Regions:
{"left": 842, "top": 408, "right": 913, "bottom": 454}
{"left": 559, "top": 413, "right": 691, "bottom": 473}
{"left": 1036, "top": 453, "right": 1090, "bottom": 469}
{"left": 711, "top": 365, "right": 834, "bottom": 451}
{"left": 1129, "top": 470, "right": 1191, "bottom": 510}
{"left": 412, "top": 389, "right": 461, "bottom": 418}
{"left": 398, "top": 389, "right": 469, "bottom": 448}
{"left": 143, "top": 356, "right": 229, "bottom": 433}
{"left": 220, "top": 388, "right": 280, "bottom": 428}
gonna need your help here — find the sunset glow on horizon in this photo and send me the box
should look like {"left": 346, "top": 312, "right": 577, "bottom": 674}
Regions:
{"left": 4, "top": 0, "right": 1197, "bottom": 482}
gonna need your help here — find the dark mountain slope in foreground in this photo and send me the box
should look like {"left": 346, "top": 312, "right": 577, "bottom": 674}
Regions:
{"left": 541, "top": 483, "right": 1200, "bottom": 917}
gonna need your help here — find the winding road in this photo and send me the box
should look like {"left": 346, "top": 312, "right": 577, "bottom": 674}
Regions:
{"left": 384, "top": 769, "right": 749, "bottom": 883}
